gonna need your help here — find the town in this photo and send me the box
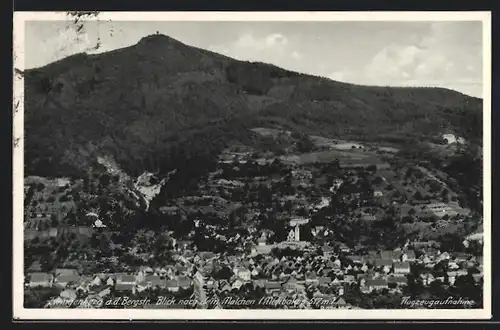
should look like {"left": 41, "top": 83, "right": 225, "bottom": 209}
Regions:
{"left": 23, "top": 129, "right": 484, "bottom": 309}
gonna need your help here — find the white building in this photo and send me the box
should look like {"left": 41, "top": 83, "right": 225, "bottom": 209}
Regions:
{"left": 422, "top": 203, "right": 457, "bottom": 218}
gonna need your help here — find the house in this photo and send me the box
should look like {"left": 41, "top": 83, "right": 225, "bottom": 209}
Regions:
{"left": 54, "top": 274, "right": 81, "bottom": 288}
{"left": 166, "top": 279, "right": 180, "bottom": 292}
{"left": 423, "top": 202, "right": 457, "bottom": 218}
{"left": 437, "top": 252, "right": 451, "bottom": 262}
{"left": 347, "top": 255, "right": 365, "bottom": 264}
{"left": 452, "top": 252, "right": 472, "bottom": 263}
{"left": 380, "top": 250, "right": 402, "bottom": 261}
{"left": 401, "top": 250, "right": 416, "bottom": 262}
{"left": 319, "top": 276, "right": 332, "bottom": 287}
{"left": 28, "top": 261, "right": 42, "bottom": 272}
{"left": 344, "top": 275, "right": 356, "bottom": 284}
{"left": 447, "top": 271, "right": 458, "bottom": 285}
{"left": 89, "top": 276, "right": 102, "bottom": 287}
{"left": 116, "top": 274, "right": 136, "bottom": 285}
{"left": 466, "top": 257, "right": 477, "bottom": 268}
{"left": 332, "top": 297, "right": 348, "bottom": 309}
{"left": 75, "top": 276, "right": 93, "bottom": 295}
{"left": 253, "top": 279, "right": 266, "bottom": 288}
{"left": 393, "top": 262, "right": 411, "bottom": 274}
{"left": 60, "top": 289, "right": 77, "bottom": 301}
{"left": 412, "top": 241, "right": 440, "bottom": 249}
{"left": 289, "top": 217, "right": 310, "bottom": 226}
{"left": 363, "top": 279, "right": 388, "bottom": 293}
{"left": 178, "top": 276, "right": 192, "bottom": 289}
{"left": 420, "top": 273, "right": 435, "bottom": 286}
{"left": 374, "top": 259, "right": 393, "bottom": 273}
{"left": 110, "top": 273, "right": 136, "bottom": 292}
{"left": 388, "top": 276, "right": 408, "bottom": 286}
{"left": 331, "top": 277, "right": 342, "bottom": 286}
{"left": 206, "top": 277, "right": 216, "bottom": 289}
{"left": 265, "top": 281, "right": 282, "bottom": 294}
{"left": 54, "top": 268, "right": 79, "bottom": 277}
{"left": 115, "top": 283, "right": 136, "bottom": 293}
{"left": 199, "top": 251, "right": 216, "bottom": 262}
{"left": 361, "top": 214, "right": 377, "bottom": 221}
{"left": 29, "top": 273, "right": 54, "bottom": 288}
{"left": 472, "top": 273, "right": 483, "bottom": 283}
{"left": 357, "top": 273, "right": 369, "bottom": 281}
{"left": 338, "top": 243, "right": 351, "bottom": 253}
{"left": 322, "top": 244, "right": 335, "bottom": 257}
{"left": 176, "top": 240, "right": 193, "bottom": 250}
{"left": 160, "top": 206, "right": 180, "bottom": 216}
{"left": 97, "top": 287, "right": 111, "bottom": 298}
{"left": 75, "top": 280, "right": 91, "bottom": 295}
{"left": 321, "top": 267, "right": 333, "bottom": 276}
{"left": 143, "top": 275, "right": 166, "bottom": 289}
{"left": 139, "top": 266, "right": 154, "bottom": 274}
{"left": 106, "top": 276, "right": 115, "bottom": 286}
{"left": 136, "top": 282, "right": 155, "bottom": 292}
{"left": 283, "top": 277, "right": 303, "bottom": 292}
{"left": 373, "top": 190, "right": 384, "bottom": 197}
{"left": 305, "top": 272, "right": 319, "bottom": 284}
{"left": 235, "top": 267, "right": 252, "bottom": 281}
{"left": 315, "top": 225, "right": 325, "bottom": 232}
{"left": 419, "top": 255, "right": 432, "bottom": 265}
{"left": 232, "top": 279, "right": 244, "bottom": 290}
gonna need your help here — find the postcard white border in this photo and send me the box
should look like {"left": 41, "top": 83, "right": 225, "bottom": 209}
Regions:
{"left": 13, "top": 11, "right": 492, "bottom": 320}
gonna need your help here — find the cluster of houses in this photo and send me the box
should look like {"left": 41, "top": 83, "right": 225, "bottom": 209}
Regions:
{"left": 24, "top": 146, "right": 483, "bottom": 309}
{"left": 26, "top": 232, "right": 483, "bottom": 309}
{"left": 345, "top": 243, "right": 483, "bottom": 293}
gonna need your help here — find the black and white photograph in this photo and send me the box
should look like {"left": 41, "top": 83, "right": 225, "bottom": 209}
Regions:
{"left": 12, "top": 11, "right": 491, "bottom": 320}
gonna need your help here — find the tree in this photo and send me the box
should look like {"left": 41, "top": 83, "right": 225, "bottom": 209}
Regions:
{"left": 212, "top": 266, "right": 233, "bottom": 280}
{"left": 271, "top": 218, "right": 288, "bottom": 243}
{"left": 439, "top": 233, "right": 464, "bottom": 252}
{"left": 372, "top": 176, "right": 383, "bottom": 185}
{"left": 413, "top": 191, "right": 424, "bottom": 200}
{"left": 300, "top": 224, "right": 314, "bottom": 242}
{"left": 429, "top": 280, "right": 447, "bottom": 299}
{"left": 441, "top": 189, "right": 450, "bottom": 202}
{"left": 294, "top": 132, "right": 314, "bottom": 153}
{"left": 50, "top": 214, "right": 58, "bottom": 227}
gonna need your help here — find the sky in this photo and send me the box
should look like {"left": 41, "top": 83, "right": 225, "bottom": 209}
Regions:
{"left": 24, "top": 20, "right": 484, "bottom": 98}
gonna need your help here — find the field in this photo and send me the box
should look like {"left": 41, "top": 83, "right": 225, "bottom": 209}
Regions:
{"left": 402, "top": 220, "right": 466, "bottom": 240}
{"left": 279, "top": 149, "right": 383, "bottom": 166}
{"left": 250, "top": 127, "right": 290, "bottom": 138}
{"left": 310, "top": 135, "right": 366, "bottom": 150}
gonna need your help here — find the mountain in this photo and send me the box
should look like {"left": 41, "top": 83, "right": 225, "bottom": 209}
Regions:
{"left": 23, "top": 33, "right": 483, "bottom": 178}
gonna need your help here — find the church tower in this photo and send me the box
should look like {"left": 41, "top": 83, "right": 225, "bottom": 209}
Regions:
{"left": 294, "top": 225, "right": 300, "bottom": 242}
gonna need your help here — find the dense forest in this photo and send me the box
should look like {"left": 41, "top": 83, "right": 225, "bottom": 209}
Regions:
{"left": 23, "top": 33, "right": 483, "bottom": 179}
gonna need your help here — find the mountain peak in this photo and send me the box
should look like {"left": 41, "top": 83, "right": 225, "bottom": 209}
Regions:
{"left": 137, "top": 33, "right": 182, "bottom": 46}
